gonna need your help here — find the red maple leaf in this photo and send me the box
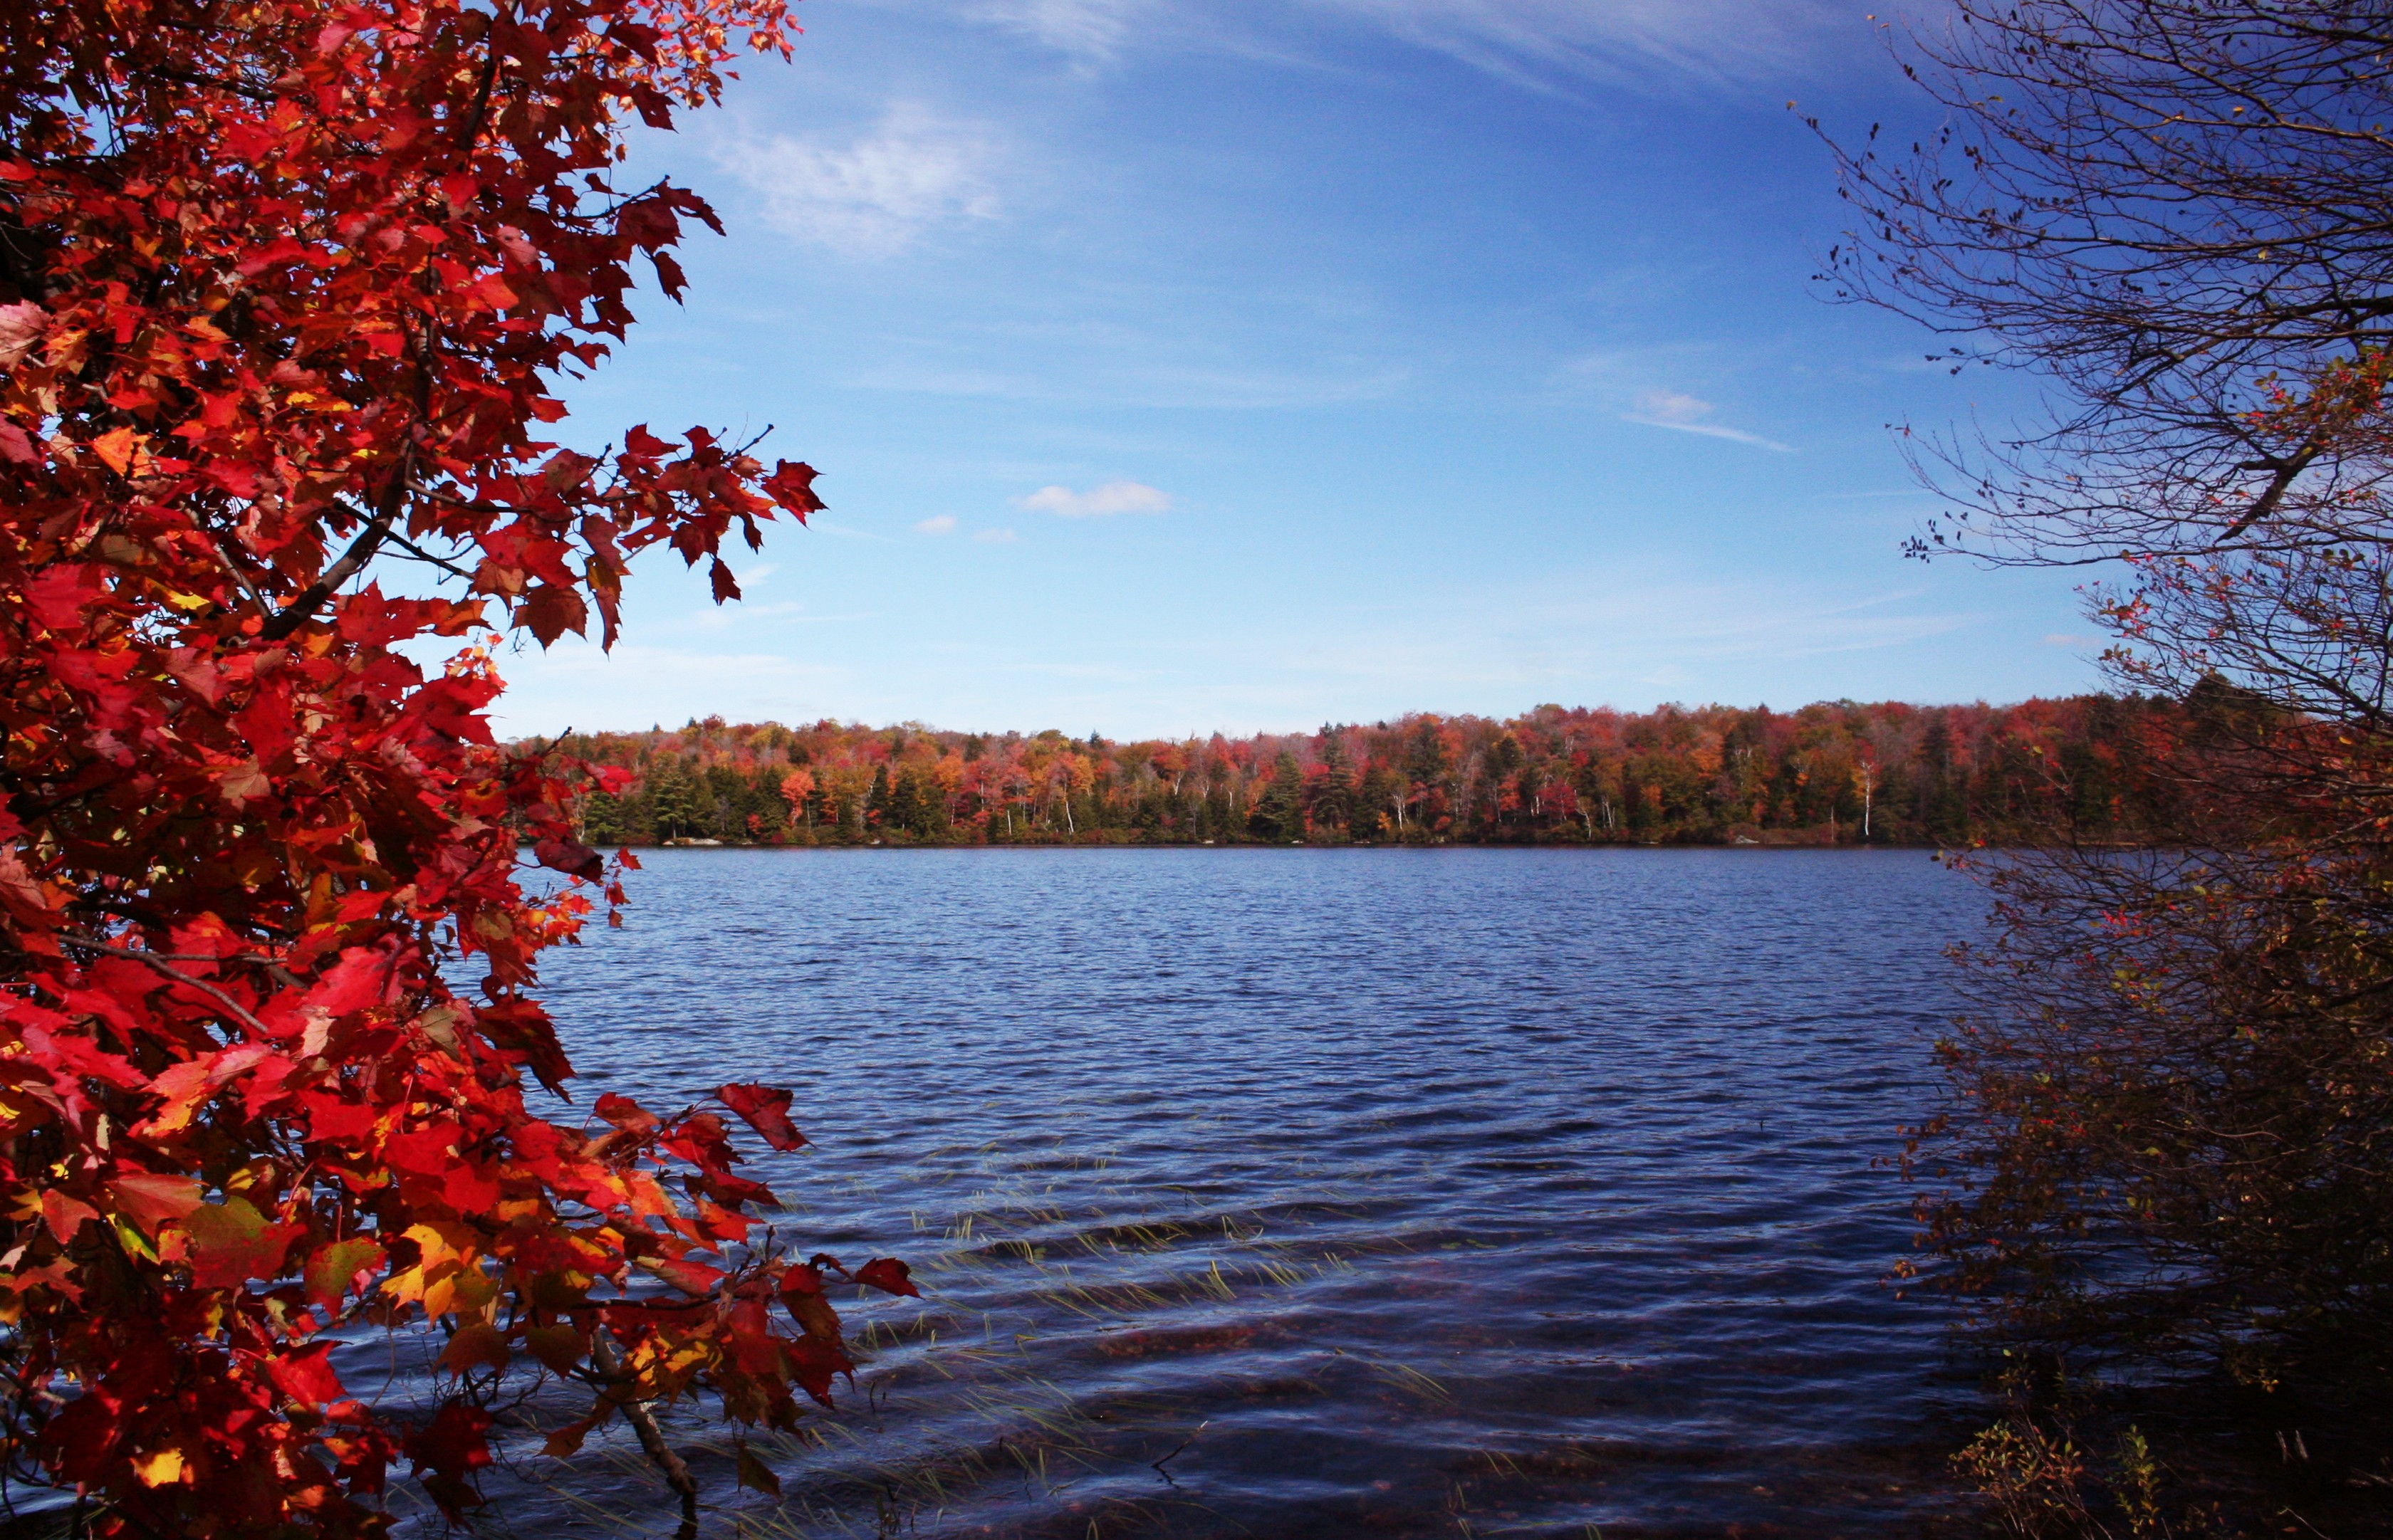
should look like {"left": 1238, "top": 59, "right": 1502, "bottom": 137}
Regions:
{"left": 717, "top": 1082, "right": 807, "bottom": 1151}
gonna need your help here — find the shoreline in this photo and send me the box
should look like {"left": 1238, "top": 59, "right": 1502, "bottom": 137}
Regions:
{"left": 624, "top": 837, "right": 1959, "bottom": 852}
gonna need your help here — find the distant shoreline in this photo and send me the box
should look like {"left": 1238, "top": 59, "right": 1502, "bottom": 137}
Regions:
{"left": 548, "top": 698, "right": 2172, "bottom": 851}
{"left": 626, "top": 835, "right": 1956, "bottom": 852}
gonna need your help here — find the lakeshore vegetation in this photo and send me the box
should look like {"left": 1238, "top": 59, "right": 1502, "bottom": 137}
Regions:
{"left": 557, "top": 696, "right": 2183, "bottom": 850}
{"left": 1833, "top": 0, "right": 2393, "bottom": 1528}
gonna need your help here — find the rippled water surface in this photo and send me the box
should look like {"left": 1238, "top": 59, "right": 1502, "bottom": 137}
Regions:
{"left": 515, "top": 847, "right": 1989, "bottom": 1539}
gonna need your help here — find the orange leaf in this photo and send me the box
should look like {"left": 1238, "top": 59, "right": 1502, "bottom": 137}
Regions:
{"left": 266, "top": 1343, "right": 345, "bottom": 1409}
{"left": 42, "top": 1189, "right": 98, "bottom": 1245}
{"left": 525, "top": 1322, "right": 588, "bottom": 1376}
{"left": 542, "top": 1414, "right": 598, "bottom": 1459}
{"left": 643, "top": 1257, "right": 725, "bottom": 1296}
{"left": 89, "top": 426, "right": 140, "bottom": 476}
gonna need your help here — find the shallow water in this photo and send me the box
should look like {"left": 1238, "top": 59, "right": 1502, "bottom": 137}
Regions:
{"left": 492, "top": 847, "right": 1988, "bottom": 1539}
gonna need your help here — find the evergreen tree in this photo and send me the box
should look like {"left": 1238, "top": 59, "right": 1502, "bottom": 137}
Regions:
{"left": 648, "top": 760, "right": 702, "bottom": 841}
{"left": 1313, "top": 728, "right": 1355, "bottom": 837}
{"left": 1249, "top": 751, "right": 1305, "bottom": 840}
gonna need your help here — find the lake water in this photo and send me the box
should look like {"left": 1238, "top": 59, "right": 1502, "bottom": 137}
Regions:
{"left": 496, "top": 847, "right": 1989, "bottom": 1539}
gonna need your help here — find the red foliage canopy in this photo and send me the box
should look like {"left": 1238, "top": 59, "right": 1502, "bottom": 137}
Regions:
{"left": 0, "top": 0, "right": 904, "bottom": 1533}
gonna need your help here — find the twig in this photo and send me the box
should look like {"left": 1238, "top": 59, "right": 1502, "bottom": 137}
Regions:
{"left": 204, "top": 535, "right": 274, "bottom": 621}
{"left": 1149, "top": 1421, "right": 1206, "bottom": 1487}
{"left": 377, "top": 523, "right": 478, "bottom": 582}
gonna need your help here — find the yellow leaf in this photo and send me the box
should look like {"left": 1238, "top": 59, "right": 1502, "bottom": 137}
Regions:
{"left": 403, "top": 1220, "right": 472, "bottom": 1269}
{"left": 133, "top": 1447, "right": 185, "bottom": 1487}
{"left": 440, "top": 1262, "right": 500, "bottom": 1320}
{"left": 111, "top": 1215, "right": 157, "bottom": 1263}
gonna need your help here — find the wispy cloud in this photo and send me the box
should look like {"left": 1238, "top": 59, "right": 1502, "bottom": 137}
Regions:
{"left": 1271, "top": 575, "right": 1971, "bottom": 698}
{"left": 1300, "top": 0, "right": 1844, "bottom": 90}
{"left": 950, "top": 0, "right": 1844, "bottom": 90}
{"left": 973, "top": 0, "right": 1150, "bottom": 61}
{"left": 914, "top": 515, "right": 959, "bottom": 535}
{"left": 853, "top": 357, "right": 1409, "bottom": 411}
{"left": 688, "top": 599, "right": 806, "bottom": 632}
{"left": 975, "top": 528, "right": 1021, "bottom": 544}
{"left": 1623, "top": 389, "right": 1792, "bottom": 452}
{"left": 1015, "top": 480, "right": 1174, "bottom": 517}
{"left": 714, "top": 105, "right": 1003, "bottom": 256}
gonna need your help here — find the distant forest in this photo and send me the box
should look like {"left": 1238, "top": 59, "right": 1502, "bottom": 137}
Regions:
{"left": 555, "top": 697, "right": 2181, "bottom": 848}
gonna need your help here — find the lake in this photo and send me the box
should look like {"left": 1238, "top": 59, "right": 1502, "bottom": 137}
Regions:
{"left": 494, "top": 847, "right": 1989, "bottom": 1539}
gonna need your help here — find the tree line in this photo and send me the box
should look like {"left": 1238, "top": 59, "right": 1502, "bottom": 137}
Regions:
{"left": 556, "top": 695, "right": 2182, "bottom": 849}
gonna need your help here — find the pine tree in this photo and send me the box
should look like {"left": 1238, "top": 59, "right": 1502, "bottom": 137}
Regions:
{"left": 1249, "top": 751, "right": 1305, "bottom": 841}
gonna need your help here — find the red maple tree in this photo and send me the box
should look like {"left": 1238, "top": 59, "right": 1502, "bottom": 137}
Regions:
{"left": 0, "top": 1, "right": 912, "bottom": 1534}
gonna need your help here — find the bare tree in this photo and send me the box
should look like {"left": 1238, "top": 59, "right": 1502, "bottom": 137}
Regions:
{"left": 1824, "top": 1, "right": 2393, "bottom": 569}
{"left": 1828, "top": 1, "right": 2393, "bottom": 1418}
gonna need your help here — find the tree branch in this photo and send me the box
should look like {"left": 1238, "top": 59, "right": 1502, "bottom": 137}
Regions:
{"left": 588, "top": 1329, "right": 699, "bottom": 1540}
{"left": 257, "top": 448, "right": 415, "bottom": 641}
{"left": 58, "top": 931, "right": 269, "bottom": 1036}
{"left": 2221, "top": 443, "right": 2322, "bottom": 539}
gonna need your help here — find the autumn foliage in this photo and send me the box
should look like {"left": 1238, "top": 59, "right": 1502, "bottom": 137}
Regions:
{"left": 0, "top": 0, "right": 915, "bottom": 1534}
{"left": 561, "top": 697, "right": 2184, "bottom": 849}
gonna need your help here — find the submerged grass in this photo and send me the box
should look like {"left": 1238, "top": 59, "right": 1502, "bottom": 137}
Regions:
{"left": 516, "top": 1128, "right": 1393, "bottom": 1539}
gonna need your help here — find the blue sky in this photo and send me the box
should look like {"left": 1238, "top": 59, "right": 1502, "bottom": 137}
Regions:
{"left": 487, "top": 0, "right": 2109, "bottom": 740}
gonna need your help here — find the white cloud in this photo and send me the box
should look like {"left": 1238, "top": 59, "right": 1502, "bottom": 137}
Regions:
{"left": 1015, "top": 479, "right": 1174, "bottom": 517}
{"left": 714, "top": 105, "right": 1002, "bottom": 256}
{"left": 1623, "top": 389, "right": 1792, "bottom": 453}
{"left": 915, "top": 515, "right": 959, "bottom": 535}
{"left": 975, "top": 528, "right": 1021, "bottom": 544}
